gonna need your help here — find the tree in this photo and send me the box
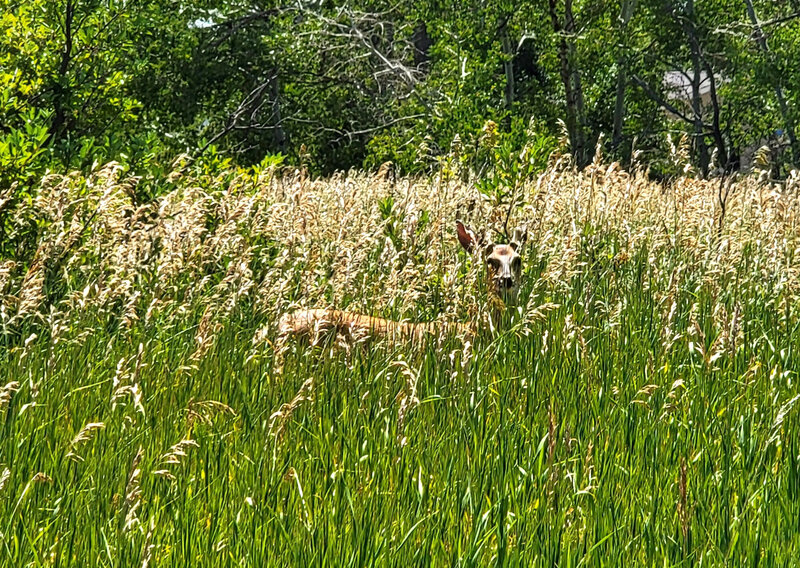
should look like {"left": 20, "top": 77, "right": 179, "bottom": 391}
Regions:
{"left": 548, "top": 0, "right": 590, "bottom": 167}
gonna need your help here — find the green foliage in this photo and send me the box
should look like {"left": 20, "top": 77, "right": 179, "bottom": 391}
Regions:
{"left": 474, "top": 118, "right": 557, "bottom": 208}
{"left": 3, "top": 0, "right": 800, "bottom": 194}
{"left": 0, "top": 95, "right": 50, "bottom": 187}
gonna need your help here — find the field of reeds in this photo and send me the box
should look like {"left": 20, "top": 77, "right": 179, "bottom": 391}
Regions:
{"left": 3, "top": 155, "right": 800, "bottom": 566}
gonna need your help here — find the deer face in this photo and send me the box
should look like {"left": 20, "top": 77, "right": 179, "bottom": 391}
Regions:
{"left": 457, "top": 221, "right": 526, "bottom": 303}
{"left": 484, "top": 242, "right": 523, "bottom": 301}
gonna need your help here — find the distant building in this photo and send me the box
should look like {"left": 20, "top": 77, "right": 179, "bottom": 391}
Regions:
{"left": 661, "top": 70, "right": 771, "bottom": 171}
{"left": 663, "top": 70, "right": 715, "bottom": 108}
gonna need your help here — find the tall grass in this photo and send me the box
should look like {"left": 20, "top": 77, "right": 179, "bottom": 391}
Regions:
{"left": 3, "top": 157, "right": 800, "bottom": 565}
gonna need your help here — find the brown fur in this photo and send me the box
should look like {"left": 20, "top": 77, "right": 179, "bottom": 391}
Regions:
{"left": 278, "top": 308, "right": 474, "bottom": 345}
{"left": 277, "top": 221, "right": 525, "bottom": 347}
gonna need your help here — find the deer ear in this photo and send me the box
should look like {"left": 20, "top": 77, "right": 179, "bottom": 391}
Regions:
{"left": 510, "top": 225, "right": 528, "bottom": 250}
{"left": 457, "top": 220, "right": 478, "bottom": 252}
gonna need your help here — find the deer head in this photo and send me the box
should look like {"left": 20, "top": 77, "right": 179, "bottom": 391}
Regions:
{"left": 457, "top": 220, "right": 527, "bottom": 303}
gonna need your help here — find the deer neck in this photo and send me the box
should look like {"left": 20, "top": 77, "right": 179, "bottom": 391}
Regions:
{"left": 485, "top": 289, "right": 516, "bottom": 332}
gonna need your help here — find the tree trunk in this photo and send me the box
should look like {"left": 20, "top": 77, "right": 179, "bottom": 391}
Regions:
{"left": 271, "top": 73, "right": 287, "bottom": 154}
{"left": 49, "top": 0, "right": 75, "bottom": 146}
{"left": 549, "top": 0, "right": 589, "bottom": 167}
{"left": 744, "top": 0, "right": 800, "bottom": 165}
{"left": 612, "top": 0, "right": 636, "bottom": 149}
{"left": 701, "top": 57, "right": 729, "bottom": 170}
{"left": 499, "top": 20, "right": 515, "bottom": 112}
{"left": 683, "top": 0, "right": 710, "bottom": 176}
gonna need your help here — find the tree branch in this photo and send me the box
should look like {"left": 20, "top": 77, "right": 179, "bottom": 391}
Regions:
{"left": 195, "top": 76, "right": 277, "bottom": 157}
{"left": 761, "top": 10, "right": 800, "bottom": 27}
{"left": 631, "top": 75, "right": 697, "bottom": 125}
{"left": 203, "top": 9, "right": 281, "bottom": 49}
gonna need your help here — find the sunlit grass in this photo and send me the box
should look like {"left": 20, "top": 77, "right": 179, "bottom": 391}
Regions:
{"left": 2, "top": 159, "right": 800, "bottom": 565}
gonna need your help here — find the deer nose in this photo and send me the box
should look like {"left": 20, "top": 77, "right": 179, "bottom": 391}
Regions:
{"left": 499, "top": 276, "right": 514, "bottom": 289}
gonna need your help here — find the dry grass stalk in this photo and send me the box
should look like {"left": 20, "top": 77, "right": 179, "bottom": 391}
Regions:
{"left": 0, "top": 381, "right": 20, "bottom": 413}
{"left": 66, "top": 421, "right": 106, "bottom": 462}
{"left": 123, "top": 446, "right": 145, "bottom": 533}
{"left": 0, "top": 466, "right": 10, "bottom": 493}
{"left": 152, "top": 439, "right": 199, "bottom": 480}
{"left": 186, "top": 398, "right": 236, "bottom": 427}
{"left": 269, "top": 378, "right": 314, "bottom": 440}
{"left": 393, "top": 359, "right": 421, "bottom": 445}
{"left": 111, "top": 344, "right": 147, "bottom": 419}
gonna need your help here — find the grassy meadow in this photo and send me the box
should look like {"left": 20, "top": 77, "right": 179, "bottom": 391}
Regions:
{"left": 3, "top": 158, "right": 800, "bottom": 566}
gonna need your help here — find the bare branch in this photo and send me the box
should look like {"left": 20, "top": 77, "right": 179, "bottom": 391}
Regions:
{"left": 299, "top": 6, "right": 433, "bottom": 114}
{"left": 196, "top": 75, "right": 278, "bottom": 156}
{"left": 761, "top": 10, "right": 800, "bottom": 27}
{"left": 631, "top": 75, "right": 696, "bottom": 125}
{"left": 330, "top": 114, "right": 426, "bottom": 143}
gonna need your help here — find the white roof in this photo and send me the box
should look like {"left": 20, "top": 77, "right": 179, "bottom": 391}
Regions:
{"left": 663, "top": 70, "right": 714, "bottom": 100}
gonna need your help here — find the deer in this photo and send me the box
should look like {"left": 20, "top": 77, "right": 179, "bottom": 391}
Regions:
{"left": 277, "top": 220, "right": 527, "bottom": 347}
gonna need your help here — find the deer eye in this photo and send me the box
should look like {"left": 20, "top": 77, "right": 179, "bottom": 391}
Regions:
{"left": 512, "top": 257, "right": 521, "bottom": 270}
{"left": 487, "top": 258, "right": 500, "bottom": 269}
